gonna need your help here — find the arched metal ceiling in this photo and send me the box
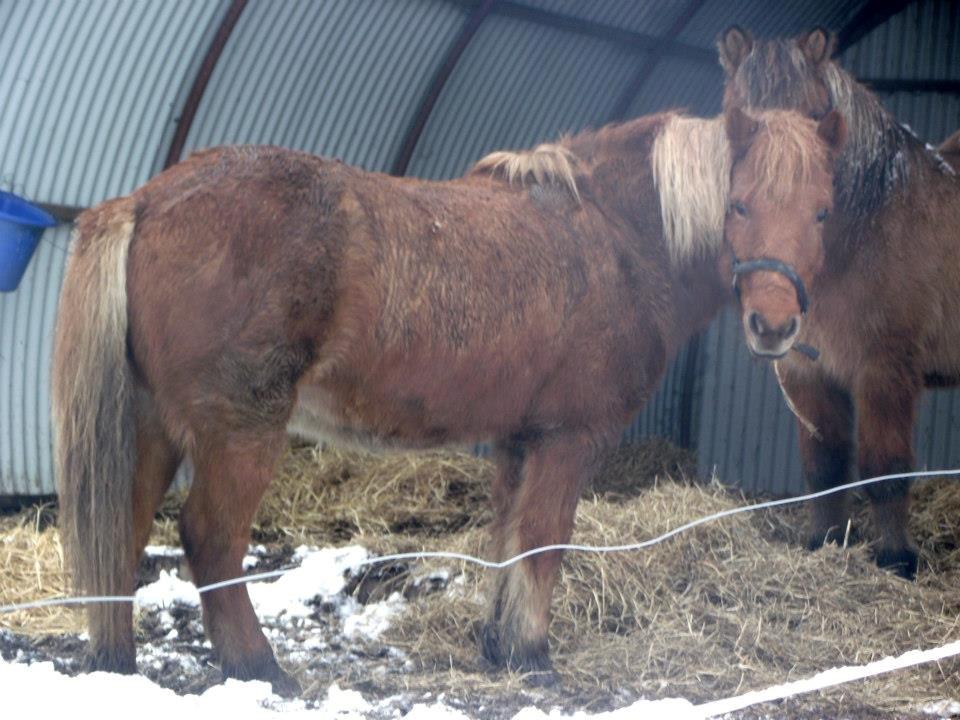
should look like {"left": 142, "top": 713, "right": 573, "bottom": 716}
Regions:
{"left": 3, "top": 0, "right": 953, "bottom": 211}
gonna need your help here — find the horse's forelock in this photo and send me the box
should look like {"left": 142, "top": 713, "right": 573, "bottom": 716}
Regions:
{"left": 740, "top": 111, "right": 831, "bottom": 204}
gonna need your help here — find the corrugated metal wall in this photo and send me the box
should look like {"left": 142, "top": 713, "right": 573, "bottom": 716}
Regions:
{"left": 0, "top": 0, "right": 226, "bottom": 494}
{"left": 179, "top": 0, "right": 466, "bottom": 171}
{"left": 1, "top": 0, "right": 957, "bottom": 498}
{"left": 406, "top": 14, "right": 640, "bottom": 179}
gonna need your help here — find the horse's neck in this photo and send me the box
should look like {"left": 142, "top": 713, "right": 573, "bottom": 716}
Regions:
{"left": 834, "top": 67, "right": 955, "bottom": 215}
{"left": 667, "top": 254, "right": 730, "bottom": 353}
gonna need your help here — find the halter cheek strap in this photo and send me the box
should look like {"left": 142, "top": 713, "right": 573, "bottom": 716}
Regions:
{"left": 731, "top": 254, "right": 819, "bottom": 361}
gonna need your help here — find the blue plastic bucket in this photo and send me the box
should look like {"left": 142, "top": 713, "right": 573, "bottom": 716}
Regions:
{"left": 0, "top": 190, "right": 57, "bottom": 291}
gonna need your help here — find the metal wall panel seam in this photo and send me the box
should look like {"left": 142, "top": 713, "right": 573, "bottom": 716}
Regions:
{"left": 245, "top": 2, "right": 313, "bottom": 146}
{"left": 368, "top": 3, "right": 460, "bottom": 170}
{"left": 58, "top": 1, "right": 141, "bottom": 203}
{"left": 393, "top": 0, "right": 495, "bottom": 176}
{"left": 0, "top": 2, "right": 46, "bottom": 187}
{"left": 78, "top": 2, "right": 159, "bottom": 203}
{"left": 9, "top": 3, "right": 85, "bottom": 202}
{"left": 162, "top": 0, "right": 243, "bottom": 169}
{"left": 149, "top": 2, "right": 231, "bottom": 165}
{"left": 280, "top": 8, "right": 360, "bottom": 154}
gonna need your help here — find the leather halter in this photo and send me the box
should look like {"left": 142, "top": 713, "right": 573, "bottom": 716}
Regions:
{"left": 731, "top": 254, "right": 819, "bottom": 360}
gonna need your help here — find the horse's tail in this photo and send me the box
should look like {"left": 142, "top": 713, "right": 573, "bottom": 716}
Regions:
{"left": 52, "top": 196, "right": 138, "bottom": 668}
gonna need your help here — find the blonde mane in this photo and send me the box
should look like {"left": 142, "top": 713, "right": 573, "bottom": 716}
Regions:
{"left": 651, "top": 115, "right": 730, "bottom": 265}
{"left": 472, "top": 142, "right": 580, "bottom": 202}
{"left": 739, "top": 110, "right": 830, "bottom": 204}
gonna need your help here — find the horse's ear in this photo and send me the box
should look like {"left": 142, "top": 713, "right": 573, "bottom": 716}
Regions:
{"left": 817, "top": 109, "right": 847, "bottom": 154}
{"left": 797, "top": 27, "right": 836, "bottom": 68}
{"left": 726, "top": 106, "right": 759, "bottom": 159}
{"left": 718, "top": 26, "right": 753, "bottom": 75}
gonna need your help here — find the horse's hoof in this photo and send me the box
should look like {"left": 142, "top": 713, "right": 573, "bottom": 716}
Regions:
{"left": 875, "top": 545, "right": 919, "bottom": 580}
{"left": 476, "top": 621, "right": 505, "bottom": 667}
{"left": 84, "top": 648, "right": 137, "bottom": 675}
{"left": 220, "top": 658, "right": 302, "bottom": 698}
{"left": 267, "top": 668, "right": 302, "bottom": 699}
{"left": 521, "top": 667, "right": 560, "bottom": 688}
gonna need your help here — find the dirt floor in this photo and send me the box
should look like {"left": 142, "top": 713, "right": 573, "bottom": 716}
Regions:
{"left": 2, "top": 439, "right": 959, "bottom": 719}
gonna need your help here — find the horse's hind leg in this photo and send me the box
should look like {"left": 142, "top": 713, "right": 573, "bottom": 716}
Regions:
{"left": 179, "top": 430, "right": 299, "bottom": 696}
{"left": 855, "top": 371, "right": 920, "bottom": 578}
{"left": 779, "top": 366, "right": 855, "bottom": 549}
{"left": 131, "top": 389, "right": 181, "bottom": 571}
{"left": 481, "top": 432, "right": 605, "bottom": 684}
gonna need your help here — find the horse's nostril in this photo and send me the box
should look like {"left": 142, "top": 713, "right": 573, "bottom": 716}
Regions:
{"left": 749, "top": 311, "right": 764, "bottom": 335}
{"left": 785, "top": 316, "right": 798, "bottom": 337}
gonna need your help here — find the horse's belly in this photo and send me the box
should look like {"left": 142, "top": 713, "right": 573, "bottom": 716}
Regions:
{"left": 286, "top": 381, "right": 489, "bottom": 452}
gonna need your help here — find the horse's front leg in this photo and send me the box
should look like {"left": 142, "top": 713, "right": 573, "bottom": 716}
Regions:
{"left": 179, "top": 430, "right": 301, "bottom": 696}
{"left": 480, "top": 431, "right": 606, "bottom": 684}
{"left": 777, "top": 362, "right": 855, "bottom": 550}
{"left": 854, "top": 368, "right": 921, "bottom": 579}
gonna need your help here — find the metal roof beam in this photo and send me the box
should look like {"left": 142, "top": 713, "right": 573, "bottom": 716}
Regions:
{"left": 862, "top": 78, "right": 960, "bottom": 94}
{"left": 444, "top": 0, "right": 714, "bottom": 65}
{"left": 608, "top": 0, "right": 710, "bottom": 121}
{"left": 163, "top": 0, "right": 248, "bottom": 169}
{"left": 392, "top": 0, "right": 498, "bottom": 176}
{"left": 836, "top": 0, "right": 917, "bottom": 53}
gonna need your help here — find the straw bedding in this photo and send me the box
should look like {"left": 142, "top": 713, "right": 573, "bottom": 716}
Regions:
{"left": 1, "top": 439, "right": 957, "bottom": 716}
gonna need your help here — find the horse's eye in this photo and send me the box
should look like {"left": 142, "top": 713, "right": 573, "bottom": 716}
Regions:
{"left": 731, "top": 201, "right": 748, "bottom": 217}
{"left": 816, "top": 207, "right": 829, "bottom": 222}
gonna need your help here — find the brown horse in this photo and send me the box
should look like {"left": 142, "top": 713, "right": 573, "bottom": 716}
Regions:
{"left": 719, "top": 26, "right": 960, "bottom": 578}
{"left": 52, "top": 107, "right": 841, "bottom": 693}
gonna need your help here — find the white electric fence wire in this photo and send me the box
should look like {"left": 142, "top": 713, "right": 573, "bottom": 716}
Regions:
{"left": 2, "top": 467, "right": 958, "bottom": 613}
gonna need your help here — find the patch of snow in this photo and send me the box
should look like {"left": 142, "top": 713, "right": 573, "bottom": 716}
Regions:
{"left": 135, "top": 569, "right": 200, "bottom": 608}
{"left": 317, "top": 683, "right": 372, "bottom": 718}
{"left": 250, "top": 545, "right": 368, "bottom": 619}
{"left": 924, "top": 699, "right": 960, "bottom": 717}
{"left": 343, "top": 592, "right": 405, "bottom": 640}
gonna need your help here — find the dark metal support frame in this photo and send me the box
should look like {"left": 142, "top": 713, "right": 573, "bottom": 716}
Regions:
{"left": 163, "top": 0, "right": 248, "bottom": 169}
{"left": 391, "top": 0, "right": 498, "bottom": 176}
{"left": 608, "top": 0, "right": 709, "bottom": 122}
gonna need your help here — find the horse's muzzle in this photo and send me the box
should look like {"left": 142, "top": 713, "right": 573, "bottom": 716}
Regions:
{"left": 732, "top": 254, "right": 819, "bottom": 361}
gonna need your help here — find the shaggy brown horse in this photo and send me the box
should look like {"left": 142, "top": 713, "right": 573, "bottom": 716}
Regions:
{"left": 52, "top": 107, "right": 842, "bottom": 693}
{"left": 719, "top": 26, "right": 960, "bottom": 578}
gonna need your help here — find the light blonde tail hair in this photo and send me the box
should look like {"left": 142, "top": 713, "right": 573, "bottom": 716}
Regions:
{"left": 52, "top": 196, "right": 137, "bottom": 664}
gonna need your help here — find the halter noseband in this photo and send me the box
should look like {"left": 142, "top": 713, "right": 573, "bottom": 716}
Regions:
{"left": 731, "top": 254, "right": 819, "bottom": 361}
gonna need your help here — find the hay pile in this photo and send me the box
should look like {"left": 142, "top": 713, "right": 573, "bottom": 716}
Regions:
{"left": 381, "top": 481, "right": 960, "bottom": 712}
{"left": 2, "top": 438, "right": 958, "bottom": 716}
{"left": 0, "top": 506, "right": 82, "bottom": 635}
